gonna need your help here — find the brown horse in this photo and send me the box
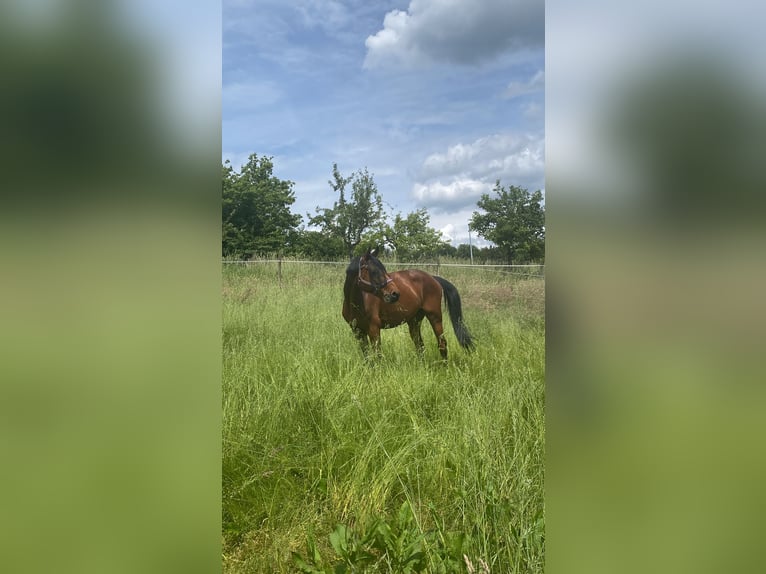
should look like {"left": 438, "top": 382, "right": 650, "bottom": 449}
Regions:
{"left": 342, "top": 248, "right": 474, "bottom": 361}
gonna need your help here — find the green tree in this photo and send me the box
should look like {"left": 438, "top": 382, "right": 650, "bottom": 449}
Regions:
{"left": 469, "top": 182, "right": 545, "bottom": 263}
{"left": 455, "top": 243, "right": 473, "bottom": 260}
{"left": 222, "top": 154, "right": 302, "bottom": 258}
{"left": 222, "top": 162, "right": 247, "bottom": 256}
{"left": 385, "top": 208, "right": 450, "bottom": 261}
{"left": 435, "top": 243, "right": 457, "bottom": 257}
{"left": 309, "top": 164, "right": 386, "bottom": 258}
{"left": 291, "top": 229, "right": 346, "bottom": 260}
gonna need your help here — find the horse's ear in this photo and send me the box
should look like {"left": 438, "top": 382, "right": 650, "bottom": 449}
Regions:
{"left": 370, "top": 247, "right": 378, "bottom": 258}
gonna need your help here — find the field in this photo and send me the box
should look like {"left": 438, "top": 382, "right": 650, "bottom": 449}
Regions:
{"left": 222, "top": 260, "right": 545, "bottom": 573}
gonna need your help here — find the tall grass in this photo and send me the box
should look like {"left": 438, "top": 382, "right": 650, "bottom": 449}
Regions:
{"left": 222, "top": 261, "right": 544, "bottom": 572}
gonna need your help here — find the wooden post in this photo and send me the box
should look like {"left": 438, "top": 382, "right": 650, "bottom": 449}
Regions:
{"left": 436, "top": 255, "right": 440, "bottom": 275}
{"left": 468, "top": 228, "right": 474, "bottom": 265}
{"left": 277, "top": 254, "right": 283, "bottom": 289}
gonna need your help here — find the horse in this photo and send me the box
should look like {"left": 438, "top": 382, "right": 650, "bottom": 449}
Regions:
{"left": 342, "top": 248, "right": 474, "bottom": 361}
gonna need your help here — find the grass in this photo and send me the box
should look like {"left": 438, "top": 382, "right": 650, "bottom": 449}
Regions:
{"left": 222, "top": 260, "right": 545, "bottom": 573}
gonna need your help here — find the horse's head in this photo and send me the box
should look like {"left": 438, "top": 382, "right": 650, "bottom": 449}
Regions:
{"left": 359, "top": 248, "right": 400, "bottom": 303}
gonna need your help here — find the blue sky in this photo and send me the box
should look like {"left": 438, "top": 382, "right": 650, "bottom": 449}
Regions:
{"left": 223, "top": 0, "right": 544, "bottom": 245}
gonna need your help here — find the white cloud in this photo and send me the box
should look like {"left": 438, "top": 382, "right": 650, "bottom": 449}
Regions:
{"left": 412, "top": 132, "right": 544, "bottom": 213}
{"left": 412, "top": 178, "right": 490, "bottom": 211}
{"left": 419, "top": 133, "right": 544, "bottom": 182}
{"left": 364, "top": 8, "right": 430, "bottom": 69}
{"left": 439, "top": 222, "right": 455, "bottom": 242}
{"left": 430, "top": 208, "right": 493, "bottom": 246}
{"left": 364, "top": 0, "right": 544, "bottom": 69}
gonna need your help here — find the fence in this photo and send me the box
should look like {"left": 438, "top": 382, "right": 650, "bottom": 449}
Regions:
{"left": 223, "top": 259, "right": 545, "bottom": 307}
{"left": 223, "top": 259, "right": 544, "bottom": 280}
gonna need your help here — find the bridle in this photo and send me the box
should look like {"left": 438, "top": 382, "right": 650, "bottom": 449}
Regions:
{"left": 357, "top": 261, "right": 394, "bottom": 295}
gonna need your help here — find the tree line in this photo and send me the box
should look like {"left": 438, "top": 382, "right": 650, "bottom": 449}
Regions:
{"left": 223, "top": 153, "right": 544, "bottom": 263}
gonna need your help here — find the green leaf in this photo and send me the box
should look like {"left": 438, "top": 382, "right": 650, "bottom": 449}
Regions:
{"left": 291, "top": 552, "right": 322, "bottom": 574}
{"left": 403, "top": 549, "right": 425, "bottom": 564}
{"left": 397, "top": 500, "right": 414, "bottom": 528}
{"left": 306, "top": 530, "right": 323, "bottom": 564}
{"left": 444, "top": 532, "right": 466, "bottom": 558}
{"left": 329, "top": 524, "right": 349, "bottom": 556}
{"left": 371, "top": 519, "right": 393, "bottom": 552}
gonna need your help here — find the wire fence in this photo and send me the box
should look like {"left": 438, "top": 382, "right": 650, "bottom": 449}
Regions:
{"left": 222, "top": 259, "right": 543, "bottom": 268}
{"left": 223, "top": 258, "right": 545, "bottom": 305}
{"left": 223, "top": 259, "right": 543, "bottom": 275}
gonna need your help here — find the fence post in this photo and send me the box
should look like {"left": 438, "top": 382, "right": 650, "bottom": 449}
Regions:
{"left": 436, "top": 255, "right": 440, "bottom": 275}
{"left": 277, "top": 254, "right": 283, "bottom": 289}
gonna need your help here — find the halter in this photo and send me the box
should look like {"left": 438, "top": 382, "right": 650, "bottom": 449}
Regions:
{"left": 357, "top": 262, "right": 393, "bottom": 295}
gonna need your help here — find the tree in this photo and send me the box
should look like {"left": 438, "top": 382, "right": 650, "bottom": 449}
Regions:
{"left": 309, "top": 164, "right": 386, "bottom": 258}
{"left": 455, "top": 243, "right": 473, "bottom": 260}
{"left": 290, "top": 229, "right": 345, "bottom": 260}
{"left": 435, "top": 243, "right": 457, "bottom": 258}
{"left": 222, "top": 162, "right": 248, "bottom": 256}
{"left": 454, "top": 244, "right": 500, "bottom": 263}
{"left": 469, "top": 182, "right": 545, "bottom": 263}
{"left": 222, "top": 154, "right": 302, "bottom": 258}
{"left": 385, "top": 208, "right": 450, "bottom": 261}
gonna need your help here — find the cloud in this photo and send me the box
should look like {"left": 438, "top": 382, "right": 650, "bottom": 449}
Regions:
{"left": 412, "top": 133, "right": 545, "bottom": 213}
{"left": 439, "top": 222, "right": 455, "bottom": 242}
{"left": 419, "top": 133, "right": 544, "bottom": 181}
{"left": 429, "top": 208, "right": 493, "bottom": 246}
{"left": 413, "top": 178, "right": 490, "bottom": 212}
{"left": 505, "top": 69, "right": 545, "bottom": 98}
{"left": 364, "top": 0, "right": 544, "bottom": 69}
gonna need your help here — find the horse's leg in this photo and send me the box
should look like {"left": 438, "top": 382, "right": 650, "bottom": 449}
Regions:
{"left": 349, "top": 318, "right": 369, "bottom": 357}
{"left": 426, "top": 311, "right": 448, "bottom": 362}
{"left": 355, "top": 329, "right": 369, "bottom": 357}
{"left": 407, "top": 316, "right": 425, "bottom": 357}
{"left": 368, "top": 320, "right": 382, "bottom": 358}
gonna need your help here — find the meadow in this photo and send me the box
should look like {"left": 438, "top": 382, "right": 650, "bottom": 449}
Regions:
{"left": 222, "top": 259, "right": 545, "bottom": 573}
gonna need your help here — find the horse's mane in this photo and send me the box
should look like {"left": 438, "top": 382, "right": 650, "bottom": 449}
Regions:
{"left": 346, "top": 256, "right": 361, "bottom": 276}
{"left": 344, "top": 257, "right": 361, "bottom": 304}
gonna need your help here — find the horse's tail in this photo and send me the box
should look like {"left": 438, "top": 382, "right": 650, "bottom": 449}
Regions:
{"left": 434, "top": 276, "right": 475, "bottom": 351}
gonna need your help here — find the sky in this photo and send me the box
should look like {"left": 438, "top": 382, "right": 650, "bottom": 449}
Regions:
{"left": 223, "top": 0, "right": 544, "bottom": 246}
